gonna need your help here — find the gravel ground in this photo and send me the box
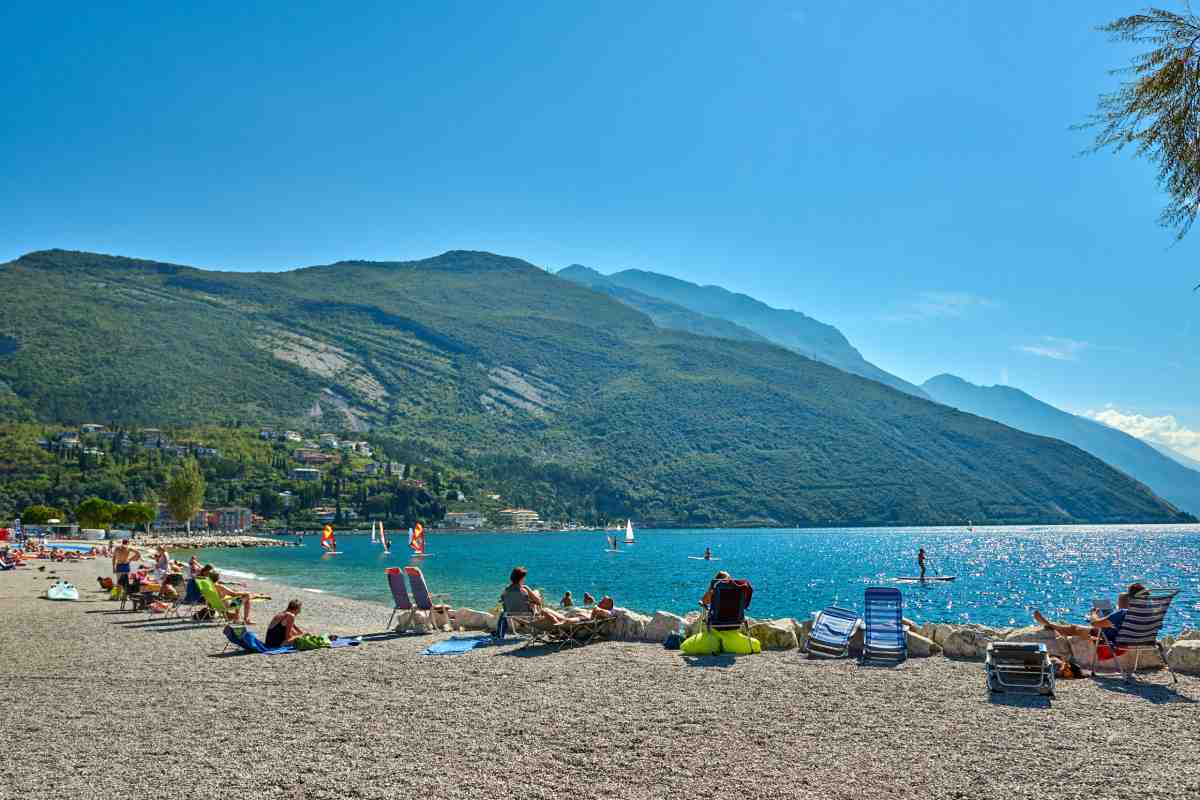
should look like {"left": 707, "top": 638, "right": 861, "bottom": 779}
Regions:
{"left": 2, "top": 559, "right": 1199, "bottom": 800}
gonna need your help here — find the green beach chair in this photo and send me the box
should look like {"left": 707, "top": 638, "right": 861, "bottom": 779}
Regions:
{"left": 194, "top": 578, "right": 242, "bottom": 623}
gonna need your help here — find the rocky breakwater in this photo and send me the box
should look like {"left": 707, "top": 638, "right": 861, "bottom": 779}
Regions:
{"left": 445, "top": 605, "right": 1200, "bottom": 676}
{"left": 138, "top": 535, "right": 298, "bottom": 549}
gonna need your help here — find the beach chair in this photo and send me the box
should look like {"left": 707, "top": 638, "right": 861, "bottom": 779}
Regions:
{"left": 386, "top": 567, "right": 417, "bottom": 631}
{"left": 500, "top": 587, "right": 553, "bottom": 649}
{"left": 804, "top": 605, "right": 862, "bottom": 658}
{"left": 861, "top": 587, "right": 907, "bottom": 664}
{"left": 167, "top": 577, "right": 206, "bottom": 620}
{"left": 705, "top": 579, "right": 753, "bottom": 635}
{"left": 194, "top": 578, "right": 242, "bottom": 623}
{"left": 404, "top": 566, "right": 454, "bottom": 630}
{"left": 985, "top": 642, "right": 1055, "bottom": 697}
{"left": 1091, "top": 588, "right": 1179, "bottom": 683}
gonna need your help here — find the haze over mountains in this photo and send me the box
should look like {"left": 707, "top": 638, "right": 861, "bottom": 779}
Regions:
{"left": 0, "top": 248, "right": 1191, "bottom": 526}
{"left": 558, "top": 265, "right": 930, "bottom": 399}
{"left": 922, "top": 374, "right": 1200, "bottom": 515}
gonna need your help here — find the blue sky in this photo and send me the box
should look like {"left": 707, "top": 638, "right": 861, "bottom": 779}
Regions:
{"left": 2, "top": 2, "right": 1197, "bottom": 454}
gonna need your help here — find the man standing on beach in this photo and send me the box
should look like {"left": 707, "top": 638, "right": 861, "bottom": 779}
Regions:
{"left": 917, "top": 547, "right": 927, "bottom": 580}
{"left": 112, "top": 539, "right": 140, "bottom": 578}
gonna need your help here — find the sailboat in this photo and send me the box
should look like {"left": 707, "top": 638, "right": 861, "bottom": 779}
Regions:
{"left": 624, "top": 519, "right": 635, "bottom": 545}
{"left": 409, "top": 521, "right": 430, "bottom": 557}
{"left": 320, "top": 524, "right": 340, "bottom": 555}
{"left": 370, "top": 522, "right": 378, "bottom": 544}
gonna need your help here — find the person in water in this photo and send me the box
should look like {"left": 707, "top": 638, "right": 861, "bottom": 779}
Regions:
{"left": 582, "top": 592, "right": 596, "bottom": 607}
{"left": 703, "top": 547, "right": 712, "bottom": 561}
{"left": 266, "top": 600, "right": 307, "bottom": 648}
{"left": 561, "top": 591, "right": 574, "bottom": 608}
{"left": 917, "top": 547, "right": 927, "bottom": 579}
{"left": 1031, "top": 582, "right": 1145, "bottom": 653}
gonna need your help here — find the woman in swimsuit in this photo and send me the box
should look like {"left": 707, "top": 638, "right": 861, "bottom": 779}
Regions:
{"left": 265, "top": 600, "right": 306, "bottom": 648}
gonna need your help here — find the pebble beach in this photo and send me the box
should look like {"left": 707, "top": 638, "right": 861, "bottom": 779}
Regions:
{"left": 3, "top": 558, "right": 1199, "bottom": 800}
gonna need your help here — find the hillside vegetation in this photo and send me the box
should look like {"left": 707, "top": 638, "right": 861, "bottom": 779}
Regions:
{"left": 0, "top": 249, "right": 1191, "bottom": 526}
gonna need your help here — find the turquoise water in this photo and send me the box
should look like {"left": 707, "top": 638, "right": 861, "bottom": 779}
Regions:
{"left": 195, "top": 525, "right": 1200, "bottom": 631}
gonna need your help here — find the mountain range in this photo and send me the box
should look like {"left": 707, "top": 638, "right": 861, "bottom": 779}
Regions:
{"left": 0, "top": 248, "right": 1191, "bottom": 526}
{"left": 557, "top": 264, "right": 929, "bottom": 399}
{"left": 922, "top": 374, "right": 1200, "bottom": 514}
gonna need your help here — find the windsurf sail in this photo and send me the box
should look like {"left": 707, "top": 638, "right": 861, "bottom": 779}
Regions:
{"left": 409, "top": 522, "right": 425, "bottom": 555}
{"left": 379, "top": 522, "right": 389, "bottom": 552}
{"left": 625, "top": 519, "right": 634, "bottom": 544}
{"left": 370, "top": 522, "right": 377, "bottom": 544}
{"left": 321, "top": 524, "right": 337, "bottom": 551}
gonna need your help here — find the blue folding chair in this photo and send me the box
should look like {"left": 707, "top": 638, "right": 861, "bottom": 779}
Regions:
{"left": 862, "top": 587, "right": 907, "bottom": 664}
{"left": 804, "top": 605, "right": 861, "bottom": 658}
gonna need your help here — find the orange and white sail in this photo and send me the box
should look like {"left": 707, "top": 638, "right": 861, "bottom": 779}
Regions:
{"left": 379, "top": 522, "right": 389, "bottom": 552}
{"left": 321, "top": 524, "right": 337, "bottom": 551}
{"left": 408, "top": 521, "right": 425, "bottom": 554}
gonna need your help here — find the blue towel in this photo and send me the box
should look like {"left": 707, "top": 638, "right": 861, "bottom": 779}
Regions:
{"left": 224, "top": 625, "right": 361, "bottom": 655}
{"left": 420, "top": 635, "right": 494, "bottom": 656}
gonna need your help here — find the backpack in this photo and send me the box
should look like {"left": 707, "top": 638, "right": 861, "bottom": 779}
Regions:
{"left": 663, "top": 632, "right": 684, "bottom": 650}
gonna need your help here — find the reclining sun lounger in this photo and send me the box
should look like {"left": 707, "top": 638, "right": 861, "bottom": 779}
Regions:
{"left": 385, "top": 567, "right": 417, "bottom": 631}
{"left": 194, "top": 578, "right": 242, "bottom": 623}
{"left": 985, "top": 642, "right": 1055, "bottom": 697}
{"left": 861, "top": 587, "right": 907, "bottom": 664}
{"left": 1091, "top": 588, "right": 1179, "bottom": 683}
{"left": 404, "top": 566, "right": 455, "bottom": 630}
{"left": 804, "top": 605, "right": 862, "bottom": 658}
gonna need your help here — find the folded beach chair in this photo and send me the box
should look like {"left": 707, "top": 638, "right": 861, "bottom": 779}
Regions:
{"left": 194, "top": 578, "right": 242, "bottom": 623}
{"left": 985, "top": 642, "right": 1055, "bottom": 697}
{"left": 386, "top": 567, "right": 418, "bottom": 631}
{"left": 404, "top": 566, "right": 454, "bottom": 630}
{"left": 861, "top": 587, "right": 907, "bottom": 664}
{"left": 804, "top": 605, "right": 862, "bottom": 658}
{"left": 1091, "top": 588, "right": 1179, "bottom": 683}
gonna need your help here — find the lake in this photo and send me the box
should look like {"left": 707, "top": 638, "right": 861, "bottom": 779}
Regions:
{"left": 195, "top": 524, "right": 1200, "bottom": 631}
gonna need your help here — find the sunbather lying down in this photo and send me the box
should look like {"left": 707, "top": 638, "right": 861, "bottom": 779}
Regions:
{"left": 501, "top": 567, "right": 615, "bottom": 629}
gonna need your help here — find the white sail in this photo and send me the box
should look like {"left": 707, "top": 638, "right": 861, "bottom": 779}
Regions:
{"left": 625, "top": 519, "right": 634, "bottom": 544}
{"left": 370, "top": 521, "right": 378, "bottom": 543}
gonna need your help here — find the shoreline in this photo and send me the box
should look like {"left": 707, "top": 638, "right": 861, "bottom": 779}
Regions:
{"left": 2, "top": 556, "right": 1199, "bottom": 799}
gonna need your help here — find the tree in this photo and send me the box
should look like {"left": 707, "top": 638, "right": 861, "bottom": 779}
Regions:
{"left": 75, "top": 496, "right": 116, "bottom": 530}
{"left": 21, "top": 504, "right": 62, "bottom": 524}
{"left": 113, "top": 501, "right": 157, "bottom": 535}
{"left": 165, "top": 459, "right": 206, "bottom": 532}
{"left": 1084, "top": 8, "right": 1200, "bottom": 237}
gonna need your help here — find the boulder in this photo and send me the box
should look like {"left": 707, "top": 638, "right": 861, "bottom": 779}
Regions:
{"left": 643, "top": 611, "right": 684, "bottom": 643}
{"left": 939, "top": 625, "right": 1007, "bottom": 660}
{"left": 749, "top": 618, "right": 799, "bottom": 651}
{"left": 906, "top": 630, "right": 941, "bottom": 658}
{"left": 1167, "top": 640, "right": 1200, "bottom": 675}
{"left": 610, "top": 608, "right": 650, "bottom": 641}
{"left": 794, "top": 617, "right": 813, "bottom": 650}
{"left": 453, "top": 607, "right": 497, "bottom": 633}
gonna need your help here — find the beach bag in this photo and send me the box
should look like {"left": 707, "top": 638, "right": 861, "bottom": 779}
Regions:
{"left": 495, "top": 612, "right": 509, "bottom": 640}
{"left": 294, "top": 634, "right": 331, "bottom": 651}
{"left": 663, "top": 632, "right": 683, "bottom": 650}
{"left": 193, "top": 607, "right": 215, "bottom": 622}
{"left": 98, "top": 576, "right": 113, "bottom": 590}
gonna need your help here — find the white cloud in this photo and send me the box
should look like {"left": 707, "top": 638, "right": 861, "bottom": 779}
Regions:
{"left": 882, "top": 291, "right": 993, "bottom": 322}
{"left": 1016, "top": 336, "right": 1088, "bottom": 361}
{"left": 1083, "top": 407, "right": 1200, "bottom": 460}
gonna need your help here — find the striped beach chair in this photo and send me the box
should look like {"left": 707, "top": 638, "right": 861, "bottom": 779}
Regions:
{"left": 1091, "top": 588, "right": 1179, "bottom": 683}
{"left": 804, "top": 606, "right": 861, "bottom": 658}
{"left": 861, "top": 587, "right": 907, "bottom": 664}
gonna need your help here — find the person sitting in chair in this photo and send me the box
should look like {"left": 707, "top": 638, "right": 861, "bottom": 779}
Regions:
{"left": 265, "top": 600, "right": 307, "bottom": 648}
{"left": 1031, "top": 582, "right": 1145, "bottom": 654}
{"left": 699, "top": 571, "right": 732, "bottom": 608}
{"left": 209, "top": 571, "right": 256, "bottom": 625}
{"left": 501, "top": 567, "right": 569, "bottom": 626}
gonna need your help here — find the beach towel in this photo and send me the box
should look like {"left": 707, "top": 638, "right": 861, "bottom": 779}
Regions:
{"left": 223, "top": 625, "right": 362, "bottom": 655}
{"left": 420, "top": 635, "right": 495, "bottom": 656}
